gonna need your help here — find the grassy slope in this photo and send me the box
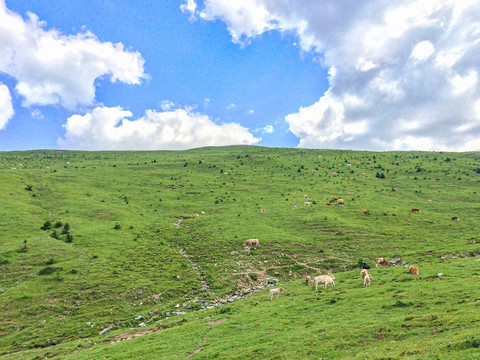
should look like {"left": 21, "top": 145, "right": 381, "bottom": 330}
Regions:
{"left": 0, "top": 147, "right": 479, "bottom": 359}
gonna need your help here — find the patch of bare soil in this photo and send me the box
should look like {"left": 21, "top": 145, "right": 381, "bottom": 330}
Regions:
{"left": 206, "top": 318, "right": 228, "bottom": 326}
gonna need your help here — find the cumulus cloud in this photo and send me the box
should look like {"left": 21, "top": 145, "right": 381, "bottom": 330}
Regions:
{"left": 0, "top": 83, "right": 13, "bottom": 129}
{"left": 253, "top": 124, "right": 274, "bottom": 134}
{"left": 186, "top": 0, "right": 480, "bottom": 151}
{"left": 0, "top": 2, "right": 146, "bottom": 109}
{"left": 58, "top": 106, "right": 260, "bottom": 150}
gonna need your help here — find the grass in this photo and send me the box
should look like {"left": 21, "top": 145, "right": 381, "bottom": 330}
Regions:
{"left": 0, "top": 146, "right": 479, "bottom": 359}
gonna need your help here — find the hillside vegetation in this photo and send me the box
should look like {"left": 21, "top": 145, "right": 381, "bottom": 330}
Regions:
{"left": 0, "top": 146, "right": 479, "bottom": 359}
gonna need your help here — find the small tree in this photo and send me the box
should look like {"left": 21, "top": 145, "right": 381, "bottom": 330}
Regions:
{"left": 62, "top": 223, "right": 70, "bottom": 234}
{"left": 41, "top": 221, "right": 51, "bottom": 230}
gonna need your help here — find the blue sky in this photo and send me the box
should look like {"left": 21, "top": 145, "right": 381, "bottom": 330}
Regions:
{"left": 1, "top": 1, "right": 479, "bottom": 151}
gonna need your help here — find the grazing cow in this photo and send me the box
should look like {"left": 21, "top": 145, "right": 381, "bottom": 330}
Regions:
{"left": 362, "top": 172, "right": 365, "bottom": 176}
{"left": 337, "top": 201, "right": 345, "bottom": 206}
{"left": 436, "top": 178, "right": 442, "bottom": 181}
{"left": 304, "top": 194, "right": 308, "bottom": 199}
{"left": 313, "top": 275, "right": 335, "bottom": 291}
{"left": 337, "top": 199, "right": 344, "bottom": 203}
{"left": 362, "top": 210, "right": 370, "bottom": 215}
{"left": 451, "top": 216, "right": 459, "bottom": 221}
{"left": 362, "top": 263, "right": 370, "bottom": 270}
{"left": 243, "top": 239, "right": 259, "bottom": 250}
{"left": 408, "top": 265, "right": 420, "bottom": 280}
{"left": 325, "top": 203, "right": 331, "bottom": 206}
{"left": 330, "top": 197, "right": 339, "bottom": 203}
{"left": 347, "top": 164, "right": 352, "bottom": 167}
{"left": 363, "top": 273, "right": 373, "bottom": 286}
{"left": 411, "top": 208, "right": 420, "bottom": 212}
{"left": 375, "top": 258, "right": 389, "bottom": 268}
{"left": 260, "top": 208, "right": 267, "bottom": 213}
{"left": 304, "top": 201, "right": 312, "bottom": 206}
{"left": 428, "top": 199, "right": 433, "bottom": 202}
{"left": 269, "top": 287, "right": 284, "bottom": 300}
{"left": 332, "top": 172, "right": 338, "bottom": 176}
{"left": 360, "top": 269, "right": 369, "bottom": 279}
{"left": 305, "top": 275, "right": 311, "bottom": 286}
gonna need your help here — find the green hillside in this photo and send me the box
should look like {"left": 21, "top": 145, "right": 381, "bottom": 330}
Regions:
{"left": 0, "top": 147, "right": 479, "bottom": 359}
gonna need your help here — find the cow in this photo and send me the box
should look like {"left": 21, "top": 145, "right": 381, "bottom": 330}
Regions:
{"left": 305, "top": 275, "right": 311, "bottom": 286}
{"left": 411, "top": 208, "right": 420, "bottom": 212}
{"left": 451, "top": 216, "right": 459, "bottom": 221}
{"left": 304, "top": 194, "right": 308, "bottom": 199}
{"left": 243, "top": 239, "right": 259, "bottom": 250}
{"left": 337, "top": 201, "right": 345, "bottom": 206}
{"left": 362, "top": 210, "right": 370, "bottom": 215}
{"left": 304, "top": 201, "right": 312, "bottom": 206}
{"left": 362, "top": 263, "right": 371, "bottom": 270}
{"left": 325, "top": 203, "right": 331, "bottom": 206}
{"left": 313, "top": 275, "right": 335, "bottom": 291}
{"left": 332, "top": 172, "right": 338, "bottom": 176}
{"left": 363, "top": 273, "right": 373, "bottom": 286}
{"left": 408, "top": 265, "right": 420, "bottom": 280}
{"left": 330, "top": 197, "right": 339, "bottom": 203}
{"left": 360, "top": 269, "right": 369, "bottom": 279}
{"left": 375, "top": 258, "right": 389, "bottom": 268}
{"left": 269, "top": 287, "right": 284, "bottom": 300}
{"left": 260, "top": 208, "right": 267, "bottom": 213}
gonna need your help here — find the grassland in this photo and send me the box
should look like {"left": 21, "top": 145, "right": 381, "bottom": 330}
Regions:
{"left": 0, "top": 146, "right": 479, "bottom": 359}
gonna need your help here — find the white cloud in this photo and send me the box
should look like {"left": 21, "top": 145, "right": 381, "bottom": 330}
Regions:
{"left": 58, "top": 106, "right": 260, "bottom": 150}
{"left": 188, "top": 0, "right": 480, "bottom": 151}
{"left": 0, "top": 83, "right": 13, "bottom": 130}
{"left": 410, "top": 41, "right": 435, "bottom": 62}
{"left": 30, "top": 108, "right": 44, "bottom": 120}
{"left": 0, "top": 2, "right": 146, "bottom": 109}
{"left": 248, "top": 109, "right": 255, "bottom": 115}
{"left": 253, "top": 124, "right": 273, "bottom": 134}
{"left": 160, "top": 100, "right": 177, "bottom": 111}
{"left": 226, "top": 103, "right": 237, "bottom": 109}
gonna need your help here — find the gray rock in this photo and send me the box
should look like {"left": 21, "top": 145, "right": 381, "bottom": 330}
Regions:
{"left": 172, "top": 311, "right": 186, "bottom": 315}
{"left": 138, "top": 322, "right": 146, "bottom": 327}
{"left": 99, "top": 327, "right": 111, "bottom": 335}
{"left": 134, "top": 315, "right": 144, "bottom": 321}
{"left": 264, "top": 278, "right": 279, "bottom": 286}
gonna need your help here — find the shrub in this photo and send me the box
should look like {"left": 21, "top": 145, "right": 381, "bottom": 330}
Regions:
{"left": 46, "top": 258, "right": 55, "bottom": 265}
{"left": 62, "top": 223, "right": 70, "bottom": 234}
{"left": 65, "top": 234, "right": 74, "bottom": 243}
{"left": 51, "top": 231, "right": 59, "bottom": 239}
{"left": 54, "top": 221, "right": 63, "bottom": 228}
{"left": 41, "top": 221, "right": 52, "bottom": 230}
{"left": 38, "top": 266, "right": 60, "bottom": 275}
{"left": 249, "top": 273, "right": 258, "bottom": 281}
{"left": 25, "top": 185, "right": 33, "bottom": 191}
{"left": 113, "top": 223, "right": 121, "bottom": 230}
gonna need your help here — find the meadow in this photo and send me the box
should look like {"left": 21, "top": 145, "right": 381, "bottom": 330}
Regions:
{"left": 0, "top": 146, "right": 479, "bottom": 359}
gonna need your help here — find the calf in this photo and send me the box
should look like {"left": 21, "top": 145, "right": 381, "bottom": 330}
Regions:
{"left": 363, "top": 273, "right": 373, "bottom": 286}
{"left": 408, "top": 265, "right": 420, "bottom": 280}
{"left": 269, "top": 287, "right": 284, "bottom": 300}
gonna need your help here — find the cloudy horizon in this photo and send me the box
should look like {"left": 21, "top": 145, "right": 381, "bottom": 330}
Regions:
{"left": 1, "top": 0, "right": 479, "bottom": 152}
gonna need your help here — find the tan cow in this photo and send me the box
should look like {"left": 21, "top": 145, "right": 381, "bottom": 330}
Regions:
{"left": 269, "top": 287, "right": 284, "bottom": 300}
{"left": 408, "top": 266, "right": 420, "bottom": 280}
{"left": 243, "top": 239, "right": 259, "bottom": 250}
{"left": 305, "top": 275, "right": 312, "bottom": 286}
{"left": 313, "top": 275, "right": 335, "bottom": 291}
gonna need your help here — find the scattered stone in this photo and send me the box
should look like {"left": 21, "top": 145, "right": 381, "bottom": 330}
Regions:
{"left": 437, "top": 273, "right": 444, "bottom": 277}
{"left": 99, "top": 327, "right": 112, "bottom": 335}
{"left": 138, "top": 322, "right": 146, "bottom": 327}
{"left": 134, "top": 315, "right": 144, "bottom": 321}
{"left": 172, "top": 311, "right": 186, "bottom": 316}
{"left": 175, "top": 304, "right": 180, "bottom": 308}
{"left": 264, "top": 278, "right": 279, "bottom": 286}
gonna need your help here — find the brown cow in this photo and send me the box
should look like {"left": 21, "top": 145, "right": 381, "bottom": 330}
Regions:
{"left": 411, "top": 208, "right": 420, "bottom": 212}
{"left": 325, "top": 203, "right": 331, "bottom": 206}
{"left": 362, "top": 210, "right": 370, "bottom": 215}
{"left": 408, "top": 265, "right": 420, "bottom": 280}
{"left": 375, "top": 258, "right": 389, "bottom": 268}
{"left": 305, "top": 275, "right": 311, "bottom": 286}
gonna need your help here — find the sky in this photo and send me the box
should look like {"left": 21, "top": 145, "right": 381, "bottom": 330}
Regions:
{"left": 0, "top": 0, "right": 479, "bottom": 152}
